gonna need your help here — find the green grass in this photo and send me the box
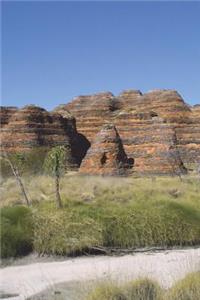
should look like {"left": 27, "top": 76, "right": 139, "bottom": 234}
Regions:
{"left": 86, "top": 278, "right": 163, "bottom": 300}
{"left": 86, "top": 273, "right": 200, "bottom": 300}
{"left": 1, "top": 175, "right": 200, "bottom": 257}
{"left": 33, "top": 210, "right": 102, "bottom": 255}
{"left": 0, "top": 206, "right": 34, "bottom": 258}
{"left": 86, "top": 282, "right": 126, "bottom": 300}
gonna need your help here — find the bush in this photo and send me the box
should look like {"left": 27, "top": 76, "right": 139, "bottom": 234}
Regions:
{"left": 32, "top": 188, "right": 200, "bottom": 256}
{"left": 0, "top": 206, "right": 34, "bottom": 258}
{"left": 125, "top": 278, "right": 163, "bottom": 300}
{"left": 86, "top": 275, "right": 200, "bottom": 300}
{"left": 33, "top": 210, "right": 103, "bottom": 255}
{"left": 100, "top": 200, "right": 200, "bottom": 248}
{"left": 166, "top": 272, "right": 200, "bottom": 300}
{"left": 86, "top": 278, "right": 163, "bottom": 300}
{"left": 87, "top": 283, "right": 126, "bottom": 300}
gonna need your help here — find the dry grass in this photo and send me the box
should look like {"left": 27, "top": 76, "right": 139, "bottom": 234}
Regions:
{"left": 166, "top": 272, "right": 200, "bottom": 300}
{"left": 1, "top": 174, "right": 200, "bottom": 208}
{"left": 85, "top": 273, "right": 200, "bottom": 300}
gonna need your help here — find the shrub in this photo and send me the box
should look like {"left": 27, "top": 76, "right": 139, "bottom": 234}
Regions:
{"left": 166, "top": 272, "right": 200, "bottom": 300}
{"left": 125, "top": 278, "right": 163, "bottom": 300}
{"left": 87, "top": 282, "right": 126, "bottom": 300}
{"left": 100, "top": 199, "right": 200, "bottom": 248}
{"left": 86, "top": 278, "right": 163, "bottom": 300}
{"left": 33, "top": 210, "right": 103, "bottom": 255}
{"left": 0, "top": 206, "right": 33, "bottom": 258}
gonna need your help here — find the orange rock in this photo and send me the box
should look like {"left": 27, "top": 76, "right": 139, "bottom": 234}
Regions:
{"left": 79, "top": 124, "right": 133, "bottom": 176}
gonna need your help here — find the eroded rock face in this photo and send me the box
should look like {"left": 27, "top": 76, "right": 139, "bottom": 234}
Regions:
{"left": 0, "top": 106, "right": 18, "bottom": 127}
{"left": 61, "top": 92, "right": 118, "bottom": 142}
{"left": 57, "top": 89, "right": 199, "bottom": 175}
{"left": 0, "top": 105, "right": 78, "bottom": 168}
{"left": 79, "top": 124, "right": 133, "bottom": 176}
{"left": 1, "top": 89, "right": 199, "bottom": 175}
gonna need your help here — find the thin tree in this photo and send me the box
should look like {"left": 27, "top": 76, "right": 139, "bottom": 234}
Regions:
{"left": 1, "top": 150, "right": 31, "bottom": 206}
{"left": 44, "top": 146, "right": 66, "bottom": 209}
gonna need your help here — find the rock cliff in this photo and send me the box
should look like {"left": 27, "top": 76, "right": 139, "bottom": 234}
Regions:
{"left": 1, "top": 89, "right": 199, "bottom": 175}
{"left": 57, "top": 89, "right": 199, "bottom": 175}
{"left": 0, "top": 105, "right": 79, "bottom": 168}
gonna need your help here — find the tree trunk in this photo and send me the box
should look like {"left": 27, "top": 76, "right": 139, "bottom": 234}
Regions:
{"left": 6, "top": 157, "right": 30, "bottom": 206}
{"left": 55, "top": 174, "right": 62, "bottom": 208}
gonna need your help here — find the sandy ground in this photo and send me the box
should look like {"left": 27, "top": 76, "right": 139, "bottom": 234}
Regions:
{"left": 0, "top": 248, "right": 200, "bottom": 300}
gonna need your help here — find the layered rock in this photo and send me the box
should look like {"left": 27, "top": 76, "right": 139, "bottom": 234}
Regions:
{"left": 0, "top": 106, "right": 18, "bottom": 127}
{"left": 61, "top": 92, "right": 117, "bottom": 142}
{"left": 79, "top": 124, "right": 133, "bottom": 176}
{"left": 0, "top": 105, "right": 79, "bottom": 168}
{"left": 57, "top": 89, "right": 199, "bottom": 174}
{"left": 176, "top": 104, "right": 200, "bottom": 169}
{"left": 1, "top": 89, "right": 199, "bottom": 175}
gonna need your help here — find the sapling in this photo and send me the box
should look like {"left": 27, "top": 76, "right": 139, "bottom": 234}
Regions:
{"left": 44, "top": 146, "right": 67, "bottom": 208}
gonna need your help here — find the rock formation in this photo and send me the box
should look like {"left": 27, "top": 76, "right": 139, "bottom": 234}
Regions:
{"left": 1, "top": 89, "right": 199, "bottom": 175}
{"left": 0, "top": 105, "right": 79, "bottom": 168}
{"left": 56, "top": 89, "right": 198, "bottom": 175}
{"left": 0, "top": 106, "right": 18, "bottom": 127}
{"left": 79, "top": 124, "right": 133, "bottom": 176}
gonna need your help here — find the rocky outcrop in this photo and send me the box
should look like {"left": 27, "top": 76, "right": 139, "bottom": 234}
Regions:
{"left": 0, "top": 106, "right": 18, "bottom": 127}
{"left": 61, "top": 92, "right": 117, "bottom": 143}
{"left": 79, "top": 124, "right": 133, "bottom": 176}
{"left": 1, "top": 89, "right": 199, "bottom": 175}
{"left": 57, "top": 89, "right": 199, "bottom": 175}
{"left": 0, "top": 105, "right": 79, "bottom": 168}
{"left": 176, "top": 104, "right": 200, "bottom": 169}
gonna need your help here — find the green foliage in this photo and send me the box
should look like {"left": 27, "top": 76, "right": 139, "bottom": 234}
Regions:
{"left": 43, "top": 146, "right": 66, "bottom": 177}
{"left": 30, "top": 194, "right": 200, "bottom": 256}
{"left": 22, "top": 148, "right": 48, "bottom": 175}
{"left": 1, "top": 176, "right": 200, "bottom": 256}
{"left": 87, "top": 283, "right": 126, "bottom": 300}
{"left": 86, "top": 278, "right": 163, "bottom": 300}
{"left": 100, "top": 200, "right": 200, "bottom": 248}
{"left": 166, "top": 272, "right": 200, "bottom": 300}
{"left": 33, "top": 210, "right": 103, "bottom": 255}
{"left": 0, "top": 157, "right": 13, "bottom": 177}
{"left": 125, "top": 278, "right": 163, "bottom": 300}
{"left": 86, "top": 274, "right": 200, "bottom": 300}
{"left": 0, "top": 148, "right": 47, "bottom": 178}
{"left": 0, "top": 206, "right": 34, "bottom": 258}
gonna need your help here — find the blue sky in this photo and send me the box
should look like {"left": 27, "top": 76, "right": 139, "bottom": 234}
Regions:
{"left": 2, "top": 1, "right": 200, "bottom": 110}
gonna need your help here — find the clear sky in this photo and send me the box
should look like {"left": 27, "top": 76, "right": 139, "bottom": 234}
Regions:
{"left": 2, "top": 1, "right": 200, "bottom": 110}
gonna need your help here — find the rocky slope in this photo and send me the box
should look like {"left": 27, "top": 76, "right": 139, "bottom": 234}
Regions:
{"left": 1, "top": 89, "right": 199, "bottom": 175}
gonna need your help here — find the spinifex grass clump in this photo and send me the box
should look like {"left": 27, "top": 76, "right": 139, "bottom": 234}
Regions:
{"left": 166, "top": 272, "right": 200, "bottom": 300}
{"left": 0, "top": 206, "right": 33, "bottom": 258}
{"left": 32, "top": 195, "right": 200, "bottom": 255}
{"left": 86, "top": 278, "right": 163, "bottom": 300}
{"left": 124, "top": 278, "right": 163, "bottom": 300}
{"left": 33, "top": 210, "right": 103, "bottom": 255}
{"left": 100, "top": 200, "right": 200, "bottom": 248}
{"left": 86, "top": 282, "right": 126, "bottom": 300}
{"left": 86, "top": 273, "right": 200, "bottom": 300}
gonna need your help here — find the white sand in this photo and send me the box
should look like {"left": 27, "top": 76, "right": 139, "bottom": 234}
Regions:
{"left": 0, "top": 248, "right": 200, "bottom": 300}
